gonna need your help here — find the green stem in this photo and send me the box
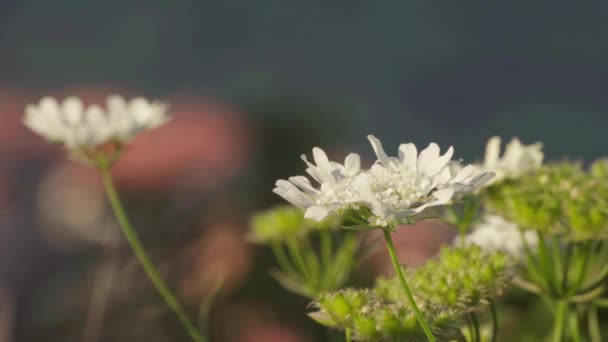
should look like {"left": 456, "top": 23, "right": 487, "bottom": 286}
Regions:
{"left": 345, "top": 328, "right": 352, "bottom": 342}
{"left": 382, "top": 229, "right": 436, "bottom": 342}
{"left": 588, "top": 305, "right": 601, "bottom": 342}
{"left": 568, "top": 309, "right": 581, "bottom": 342}
{"left": 470, "top": 313, "right": 480, "bottom": 342}
{"left": 271, "top": 243, "right": 298, "bottom": 277}
{"left": 490, "top": 300, "right": 498, "bottom": 342}
{"left": 99, "top": 165, "right": 205, "bottom": 342}
{"left": 552, "top": 301, "right": 568, "bottom": 342}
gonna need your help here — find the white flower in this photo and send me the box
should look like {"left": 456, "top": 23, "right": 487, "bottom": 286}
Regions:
{"left": 23, "top": 95, "right": 169, "bottom": 150}
{"left": 274, "top": 136, "right": 494, "bottom": 228}
{"left": 483, "top": 136, "right": 543, "bottom": 182}
{"left": 354, "top": 135, "right": 494, "bottom": 227}
{"left": 457, "top": 215, "right": 538, "bottom": 258}
{"left": 273, "top": 147, "right": 362, "bottom": 221}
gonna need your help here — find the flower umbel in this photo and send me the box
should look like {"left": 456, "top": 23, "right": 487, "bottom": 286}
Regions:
{"left": 23, "top": 95, "right": 169, "bottom": 164}
{"left": 274, "top": 135, "right": 494, "bottom": 228}
{"left": 357, "top": 136, "right": 493, "bottom": 227}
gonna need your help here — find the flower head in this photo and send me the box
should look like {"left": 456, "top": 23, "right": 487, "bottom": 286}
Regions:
{"left": 354, "top": 136, "right": 493, "bottom": 227}
{"left": 274, "top": 135, "right": 494, "bottom": 228}
{"left": 456, "top": 215, "right": 538, "bottom": 258}
{"left": 23, "top": 95, "right": 169, "bottom": 163}
{"left": 483, "top": 136, "right": 543, "bottom": 182}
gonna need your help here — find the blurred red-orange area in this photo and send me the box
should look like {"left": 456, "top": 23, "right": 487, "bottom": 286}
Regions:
{"left": 112, "top": 96, "right": 252, "bottom": 191}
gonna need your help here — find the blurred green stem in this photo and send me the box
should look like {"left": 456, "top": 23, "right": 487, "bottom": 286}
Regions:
{"left": 489, "top": 300, "right": 498, "bottom": 342}
{"left": 588, "top": 305, "right": 601, "bottom": 342}
{"left": 99, "top": 165, "right": 205, "bottom": 342}
{"left": 345, "top": 328, "right": 352, "bottom": 342}
{"left": 382, "top": 229, "right": 436, "bottom": 342}
{"left": 551, "top": 301, "right": 567, "bottom": 342}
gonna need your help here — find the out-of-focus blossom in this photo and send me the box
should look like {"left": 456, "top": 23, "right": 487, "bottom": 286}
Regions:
{"left": 456, "top": 215, "right": 538, "bottom": 258}
{"left": 483, "top": 136, "right": 543, "bottom": 182}
{"left": 36, "top": 163, "right": 119, "bottom": 249}
{"left": 111, "top": 96, "right": 252, "bottom": 190}
{"left": 0, "top": 85, "right": 57, "bottom": 159}
{"left": 23, "top": 95, "right": 169, "bottom": 155}
{"left": 179, "top": 221, "right": 253, "bottom": 301}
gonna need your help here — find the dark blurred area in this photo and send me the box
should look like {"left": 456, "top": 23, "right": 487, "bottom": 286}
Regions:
{"left": 1, "top": 2, "right": 608, "bottom": 341}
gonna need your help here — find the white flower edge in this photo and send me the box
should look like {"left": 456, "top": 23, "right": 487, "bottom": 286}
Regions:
{"left": 273, "top": 147, "right": 362, "bottom": 221}
{"left": 23, "top": 95, "right": 169, "bottom": 149}
{"left": 483, "top": 136, "right": 543, "bottom": 182}
{"left": 456, "top": 215, "right": 538, "bottom": 259}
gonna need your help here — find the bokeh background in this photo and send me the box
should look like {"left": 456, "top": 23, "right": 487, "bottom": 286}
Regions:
{"left": 2, "top": 2, "right": 608, "bottom": 341}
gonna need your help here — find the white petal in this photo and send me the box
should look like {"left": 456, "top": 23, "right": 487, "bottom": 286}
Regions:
{"left": 398, "top": 143, "right": 418, "bottom": 170}
{"left": 312, "top": 147, "right": 335, "bottom": 182}
{"left": 344, "top": 153, "right": 361, "bottom": 176}
{"left": 452, "top": 164, "right": 477, "bottom": 183}
{"left": 288, "top": 176, "right": 318, "bottom": 194}
{"left": 484, "top": 136, "right": 501, "bottom": 167}
{"left": 61, "top": 97, "right": 84, "bottom": 125}
{"left": 367, "top": 135, "right": 391, "bottom": 166}
{"left": 128, "top": 97, "right": 152, "bottom": 124}
{"left": 419, "top": 144, "right": 453, "bottom": 177}
{"left": 304, "top": 206, "right": 329, "bottom": 221}
{"left": 301, "top": 155, "right": 324, "bottom": 184}
{"left": 417, "top": 142, "right": 440, "bottom": 172}
{"left": 411, "top": 188, "right": 455, "bottom": 214}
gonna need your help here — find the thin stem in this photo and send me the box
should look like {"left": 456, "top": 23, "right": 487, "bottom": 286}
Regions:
{"left": 271, "top": 242, "right": 298, "bottom": 277}
{"left": 568, "top": 309, "right": 581, "bottom": 342}
{"left": 490, "top": 300, "right": 498, "bottom": 342}
{"left": 382, "top": 229, "right": 436, "bottom": 342}
{"left": 588, "top": 305, "right": 601, "bottom": 342}
{"left": 552, "top": 301, "right": 568, "bottom": 342}
{"left": 345, "top": 328, "right": 352, "bottom": 342}
{"left": 470, "top": 313, "right": 480, "bottom": 342}
{"left": 99, "top": 166, "right": 205, "bottom": 342}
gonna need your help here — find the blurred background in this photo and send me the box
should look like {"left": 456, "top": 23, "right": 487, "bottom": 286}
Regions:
{"left": 2, "top": 1, "right": 608, "bottom": 341}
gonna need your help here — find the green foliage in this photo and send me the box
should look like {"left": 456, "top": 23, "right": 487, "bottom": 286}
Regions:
{"left": 250, "top": 205, "right": 358, "bottom": 298}
{"left": 484, "top": 161, "right": 608, "bottom": 241}
{"left": 310, "top": 246, "right": 511, "bottom": 341}
{"left": 249, "top": 205, "right": 337, "bottom": 243}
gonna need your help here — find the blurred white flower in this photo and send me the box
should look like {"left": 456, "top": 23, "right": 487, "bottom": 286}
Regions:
{"left": 457, "top": 215, "right": 538, "bottom": 258}
{"left": 274, "top": 135, "right": 494, "bottom": 228}
{"left": 273, "top": 148, "right": 362, "bottom": 221}
{"left": 355, "top": 135, "right": 493, "bottom": 227}
{"left": 23, "top": 95, "right": 169, "bottom": 152}
{"left": 483, "top": 136, "right": 543, "bottom": 182}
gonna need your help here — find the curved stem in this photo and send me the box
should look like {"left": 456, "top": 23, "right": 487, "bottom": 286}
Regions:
{"left": 99, "top": 166, "right": 205, "bottom": 342}
{"left": 382, "top": 229, "right": 436, "bottom": 342}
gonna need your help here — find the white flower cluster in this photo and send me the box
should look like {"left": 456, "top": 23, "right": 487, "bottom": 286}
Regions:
{"left": 482, "top": 136, "right": 543, "bottom": 182}
{"left": 24, "top": 96, "right": 169, "bottom": 150}
{"left": 457, "top": 215, "right": 538, "bottom": 258}
{"left": 274, "top": 135, "right": 494, "bottom": 228}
